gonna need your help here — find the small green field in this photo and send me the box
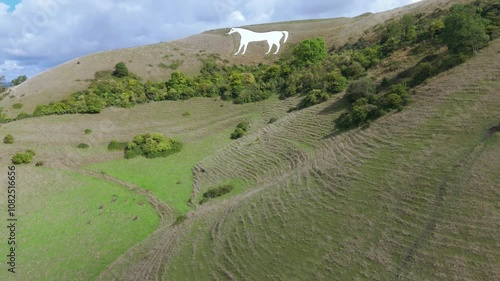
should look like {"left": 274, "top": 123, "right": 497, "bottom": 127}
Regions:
{"left": 0, "top": 167, "right": 159, "bottom": 281}
{"left": 87, "top": 133, "right": 233, "bottom": 214}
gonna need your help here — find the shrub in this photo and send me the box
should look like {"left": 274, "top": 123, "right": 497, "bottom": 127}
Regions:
{"left": 12, "top": 103, "right": 23, "bottom": 109}
{"left": 4, "top": 134, "right": 14, "bottom": 144}
{"left": 230, "top": 128, "right": 246, "bottom": 139}
{"left": 325, "top": 71, "right": 348, "bottom": 94}
{"left": 292, "top": 37, "right": 328, "bottom": 67}
{"left": 84, "top": 129, "right": 93, "bottom": 134}
{"left": 441, "top": 4, "right": 490, "bottom": 54}
{"left": 202, "top": 185, "right": 234, "bottom": 199}
{"left": 35, "top": 161, "right": 44, "bottom": 167}
{"left": 236, "top": 121, "right": 249, "bottom": 132}
{"left": 299, "top": 89, "right": 329, "bottom": 108}
{"left": 345, "top": 77, "right": 376, "bottom": 103}
{"left": 113, "top": 62, "right": 129, "bottom": 78}
{"left": 269, "top": 117, "right": 278, "bottom": 124}
{"left": 410, "top": 62, "right": 436, "bottom": 87}
{"left": 124, "top": 132, "right": 183, "bottom": 159}
{"left": 16, "top": 112, "right": 30, "bottom": 120}
{"left": 172, "top": 215, "right": 188, "bottom": 225}
{"left": 77, "top": 143, "right": 89, "bottom": 149}
{"left": 108, "top": 140, "right": 127, "bottom": 151}
{"left": 182, "top": 111, "right": 191, "bottom": 117}
{"left": 11, "top": 149, "right": 35, "bottom": 164}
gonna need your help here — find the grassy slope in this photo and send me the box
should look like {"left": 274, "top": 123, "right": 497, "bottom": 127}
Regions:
{"left": 0, "top": 166, "right": 159, "bottom": 281}
{"left": 162, "top": 39, "right": 500, "bottom": 280}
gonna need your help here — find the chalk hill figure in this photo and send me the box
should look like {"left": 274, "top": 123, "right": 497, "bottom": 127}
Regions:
{"left": 227, "top": 27, "right": 289, "bottom": 55}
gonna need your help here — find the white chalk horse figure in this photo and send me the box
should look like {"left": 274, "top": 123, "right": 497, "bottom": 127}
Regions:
{"left": 227, "top": 27, "right": 289, "bottom": 55}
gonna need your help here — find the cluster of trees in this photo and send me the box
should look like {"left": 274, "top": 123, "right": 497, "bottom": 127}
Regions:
{"left": 11, "top": 75, "right": 27, "bottom": 86}
{"left": 123, "top": 132, "right": 182, "bottom": 159}
{"left": 337, "top": 80, "right": 409, "bottom": 128}
{"left": 25, "top": 2, "right": 500, "bottom": 132}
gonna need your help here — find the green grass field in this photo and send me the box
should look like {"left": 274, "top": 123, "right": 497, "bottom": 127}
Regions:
{"left": 0, "top": 167, "right": 159, "bottom": 281}
{"left": 86, "top": 133, "right": 233, "bottom": 214}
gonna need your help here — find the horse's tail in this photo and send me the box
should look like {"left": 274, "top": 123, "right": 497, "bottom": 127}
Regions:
{"left": 282, "top": 31, "right": 289, "bottom": 43}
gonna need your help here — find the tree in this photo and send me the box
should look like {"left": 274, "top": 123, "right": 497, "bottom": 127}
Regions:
{"left": 345, "top": 77, "right": 376, "bottom": 103}
{"left": 11, "top": 75, "right": 28, "bottom": 86}
{"left": 292, "top": 37, "right": 328, "bottom": 67}
{"left": 113, "top": 62, "right": 129, "bottom": 77}
{"left": 441, "top": 4, "right": 490, "bottom": 54}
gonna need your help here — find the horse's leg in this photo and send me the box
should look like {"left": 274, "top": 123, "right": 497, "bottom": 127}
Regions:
{"left": 242, "top": 43, "right": 249, "bottom": 54}
{"left": 273, "top": 43, "right": 281, "bottom": 54}
{"left": 265, "top": 41, "right": 273, "bottom": 54}
{"left": 235, "top": 43, "right": 244, "bottom": 55}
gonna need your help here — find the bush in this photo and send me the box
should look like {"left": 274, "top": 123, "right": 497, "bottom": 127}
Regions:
{"left": 231, "top": 121, "right": 249, "bottom": 139}
{"left": 108, "top": 140, "right": 127, "bottom": 151}
{"left": 113, "top": 62, "right": 129, "bottom": 78}
{"left": 84, "top": 129, "right": 93, "bottom": 135}
{"left": 410, "top": 62, "right": 436, "bottom": 87}
{"left": 12, "top": 103, "right": 23, "bottom": 109}
{"left": 236, "top": 121, "right": 249, "bottom": 132}
{"left": 299, "top": 89, "right": 329, "bottom": 108}
{"left": 172, "top": 215, "right": 188, "bottom": 225}
{"left": 77, "top": 143, "right": 89, "bottom": 149}
{"left": 16, "top": 112, "right": 30, "bottom": 120}
{"left": 292, "top": 37, "right": 328, "bottom": 67}
{"left": 230, "top": 128, "right": 246, "bottom": 140}
{"left": 202, "top": 185, "right": 234, "bottom": 200}
{"left": 182, "top": 111, "right": 191, "bottom": 117}
{"left": 4, "top": 134, "right": 14, "bottom": 144}
{"left": 325, "top": 71, "right": 348, "bottom": 94}
{"left": 35, "top": 161, "right": 44, "bottom": 167}
{"left": 11, "top": 149, "right": 35, "bottom": 164}
{"left": 345, "top": 77, "right": 376, "bottom": 103}
{"left": 124, "top": 132, "right": 183, "bottom": 159}
{"left": 269, "top": 117, "right": 278, "bottom": 124}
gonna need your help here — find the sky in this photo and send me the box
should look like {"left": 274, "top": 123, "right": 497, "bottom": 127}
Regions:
{"left": 0, "top": 0, "right": 421, "bottom": 81}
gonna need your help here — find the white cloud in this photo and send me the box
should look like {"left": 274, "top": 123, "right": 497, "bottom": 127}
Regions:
{"left": 0, "top": 0, "right": 422, "bottom": 81}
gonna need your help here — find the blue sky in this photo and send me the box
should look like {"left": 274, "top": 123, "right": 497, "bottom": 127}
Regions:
{"left": 0, "top": 0, "right": 422, "bottom": 81}
{"left": 0, "top": 0, "right": 20, "bottom": 11}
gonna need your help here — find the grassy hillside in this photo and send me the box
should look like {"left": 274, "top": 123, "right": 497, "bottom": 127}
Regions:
{"left": 0, "top": 0, "right": 498, "bottom": 280}
{"left": 0, "top": 0, "right": 472, "bottom": 118}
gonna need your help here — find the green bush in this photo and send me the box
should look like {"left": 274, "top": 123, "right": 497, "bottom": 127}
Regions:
{"left": 345, "top": 77, "right": 376, "bottom": 103}
{"left": 172, "top": 215, "right": 188, "bottom": 225}
{"left": 84, "top": 129, "right": 93, "bottom": 135}
{"left": 230, "top": 128, "right": 246, "bottom": 140}
{"left": 325, "top": 71, "right": 348, "bottom": 94}
{"left": 107, "top": 140, "right": 127, "bottom": 151}
{"left": 77, "top": 143, "right": 89, "bottom": 149}
{"left": 410, "top": 62, "right": 436, "bottom": 87}
{"left": 124, "top": 132, "right": 182, "bottom": 159}
{"left": 113, "top": 62, "right": 129, "bottom": 78}
{"left": 182, "top": 111, "right": 191, "bottom": 117}
{"left": 292, "top": 37, "right": 328, "bottom": 67}
{"left": 441, "top": 4, "right": 490, "bottom": 54}
{"left": 4, "top": 134, "right": 14, "bottom": 144}
{"left": 236, "top": 121, "right": 249, "bottom": 132}
{"left": 202, "top": 185, "right": 234, "bottom": 200}
{"left": 16, "top": 112, "right": 30, "bottom": 120}
{"left": 35, "top": 161, "right": 44, "bottom": 167}
{"left": 12, "top": 103, "right": 23, "bottom": 109}
{"left": 269, "top": 117, "right": 278, "bottom": 124}
{"left": 11, "top": 149, "right": 35, "bottom": 164}
{"left": 299, "top": 89, "right": 329, "bottom": 108}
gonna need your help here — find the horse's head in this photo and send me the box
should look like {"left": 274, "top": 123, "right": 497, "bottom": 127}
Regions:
{"left": 227, "top": 27, "right": 237, "bottom": 35}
